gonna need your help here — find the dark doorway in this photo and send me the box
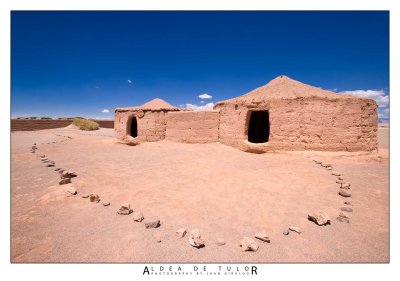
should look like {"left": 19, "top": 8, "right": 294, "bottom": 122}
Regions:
{"left": 130, "top": 117, "right": 138, "bottom": 137}
{"left": 248, "top": 111, "right": 269, "bottom": 143}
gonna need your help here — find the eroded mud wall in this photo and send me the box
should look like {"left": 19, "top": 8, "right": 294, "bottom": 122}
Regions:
{"left": 166, "top": 111, "right": 219, "bottom": 143}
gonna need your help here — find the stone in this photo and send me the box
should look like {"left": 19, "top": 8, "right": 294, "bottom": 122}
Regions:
{"left": 54, "top": 168, "right": 61, "bottom": 171}
{"left": 341, "top": 183, "right": 351, "bottom": 189}
{"left": 339, "top": 189, "right": 351, "bottom": 197}
{"left": 337, "top": 212, "right": 350, "bottom": 223}
{"left": 59, "top": 178, "right": 71, "bottom": 185}
{"left": 339, "top": 212, "right": 350, "bottom": 219}
{"left": 117, "top": 204, "right": 133, "bottom": 215}
{"left": 41, "top": 158, "right": 48, "bottom": 162}
{"left": 344, "top": 201, "right": 352, "bottom": 205}
{"left": 283, "top": 229, "right": 290, "bottom": 235}
{"left": 322, "top": 163, "right": 332, "bottom": 168}
{"left": 188, "top": 229, "right": 205, "bottom": 248}
{"left": 308, "top": 211, "right": 331, "bottom": 226}
{"left": 46, "top": 162, "right": 55, "bottom": 167}
{"left": 89, "top": 194, "right": 100, "bottom": 203}
{"left": 81, "top": 194, "right": 89, "bottom": 198}
{"left": 102, "top": 201, "right": 110, "bottom": 206}
{"left": 254, "top": 231, "right": 270, "bottom": 243}
{"left": 175, "top": 228, "right": 187, "bottom": 238}
{"left": 239, "top": 237, "right": 259, "bottom": 252}
{"left": 332, "top": 172, "right": 341, "bottom": 176}
{"left": 289, "top": 226, "right": 301, "bottom": 234}
{"left": 216, "top": 238, "right": 226, "bottom": 246}
{"left": 61, "top": 171, "right": 77, "bottom": 179}
{"left": 336, "top": 180, "right": 345, "bottom": 184}
{"left": 64, "top": 185, "right": 77, "bottom": 195}
{"left": 327, "top": 167, "right": 332, "bottom": 170}
{"left": 58, "top": 169, "right": 65, "bottom": 174}
{"left": 341, "top": 207, "right": 353, "bottom": 212}
{"left": 132, "top": 211, "right": 144, "bottom": 222}
{"left": 145, "top": 217, "right": 161, "bottom": 228}
{"left": 314, "top": 160, "right": 322, "bottom": 164}
{"left": 337, "top": 216, "right": 350, "bottom": 223}
{"left": 338, "top": 176, "right": 344, "bottom": 181}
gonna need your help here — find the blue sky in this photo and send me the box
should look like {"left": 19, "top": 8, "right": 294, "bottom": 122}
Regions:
{"left": 11, "top": 11, "right": 389, "bottom": 120}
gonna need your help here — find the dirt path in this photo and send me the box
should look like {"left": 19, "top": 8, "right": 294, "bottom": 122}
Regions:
{"left": 11, "top": 127, "right": 389, "bottom": 262}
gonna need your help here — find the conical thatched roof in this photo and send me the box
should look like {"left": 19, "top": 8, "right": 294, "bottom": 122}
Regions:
{"left": 115, "top": 98, "right": 179, "bottom": 112}
{"left": 215, "top": 75, "right": 362, "bottom": 106}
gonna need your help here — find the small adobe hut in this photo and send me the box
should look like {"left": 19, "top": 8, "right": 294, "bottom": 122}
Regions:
{"left": 115, "top": 98, "right": 180, "bottom": 145}
{"left": 214, "top": 75, "right": 378, "bottom": 153}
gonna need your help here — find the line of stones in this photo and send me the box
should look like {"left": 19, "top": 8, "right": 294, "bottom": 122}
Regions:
{"left": 313, "top": 160, "right": 353, "bottom": 223}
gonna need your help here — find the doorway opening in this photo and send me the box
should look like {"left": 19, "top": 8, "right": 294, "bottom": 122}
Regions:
{"left": 248, "top": 111, "right": 269, "bottom": 143}
{"left": 130, "top": 117, "right": 138, "bottom": 138}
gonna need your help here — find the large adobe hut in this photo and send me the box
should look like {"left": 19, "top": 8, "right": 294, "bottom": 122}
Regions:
{"left": 114, "top": 98, "right": 180, "bottom": 145}
{"left": 214, "top": 75, "right": 378, "bottom": 153}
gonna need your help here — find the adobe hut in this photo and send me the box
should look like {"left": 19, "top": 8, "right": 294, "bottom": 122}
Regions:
{"left": 114, "top": 98, "right": 180, "bottom": 145}
{"left": 214, "top": 75, "right": 378, "bottom": 153}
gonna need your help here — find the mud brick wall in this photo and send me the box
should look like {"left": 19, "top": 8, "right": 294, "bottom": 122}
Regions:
{"left": 166, "top": 111, "right": 219, "bottom": 143}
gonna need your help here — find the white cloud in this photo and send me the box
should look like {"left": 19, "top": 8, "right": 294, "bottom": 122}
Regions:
{"left": 198, "top": 93, "right": 212, "bottom": 99}
{"left": 339, "top": 90, "right": 389, "bottom": 108}
{"left": 127, "top": 79, "right": 133, "bottom": 84}
{"left": 101, "top": 109, "right": 110, "bottom": 113}
{"left": 185, "top": 102, "right": 214, "bottom": 110}
{"left": 378, "top": 107, "right": 389, "bottom": 120}
{"left": 200, "top": 100, "right": 204, "bottom": 104}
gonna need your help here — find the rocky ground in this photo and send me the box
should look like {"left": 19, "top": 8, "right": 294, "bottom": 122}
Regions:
{"left": 11, "top": 125, "right": 389, "bottom": 262}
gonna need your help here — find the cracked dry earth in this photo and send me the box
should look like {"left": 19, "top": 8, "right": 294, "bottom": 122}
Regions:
{"left": 11, "top": 126, "right": 389, "bottom": 262}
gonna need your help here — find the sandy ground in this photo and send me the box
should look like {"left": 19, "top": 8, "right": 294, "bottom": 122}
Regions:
{"left": 11, "top": 126, "right": 389, "bottom": 263}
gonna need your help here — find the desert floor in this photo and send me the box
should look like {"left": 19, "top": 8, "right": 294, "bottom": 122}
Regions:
{"left": 11, "top": 126, "right": 389, "bottom": 263}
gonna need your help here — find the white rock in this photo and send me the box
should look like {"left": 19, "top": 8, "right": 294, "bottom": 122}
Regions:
{"left": 308, "top": 211, "right": 331, "bottom": 226}
{"left": 64, "top": 184, "right": 77, "bottom": 195}
{"left": 61, "top": 170, "right": 77, "bottom": 179}
{"left": 239, "top": 237, "right": 259, "bottom": 252}
{"left": 216, "top": 238, "right": 226, "bottom": 246}
{"left": 339, "top": 189, "right": 351, "bottom": 197}
{"left": 132, "top": 211, "right": 144, "bottom": 222}
{"left": 341, "top": 183, "right": 351, "bottom": 189}
{"left": 175, "top": 228, "right": 187, "bottom": 238}
{"left": 254, "top": 231, "right": 270, "bottom": 242}
{"left": 289, "top": 226, "right": 301, "bottom": 234}
{"left": 117, "top": 203, "right": 132, "bottom": 215}
{"left": 188, "top": 229, "right": 205, "bottom": 248}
